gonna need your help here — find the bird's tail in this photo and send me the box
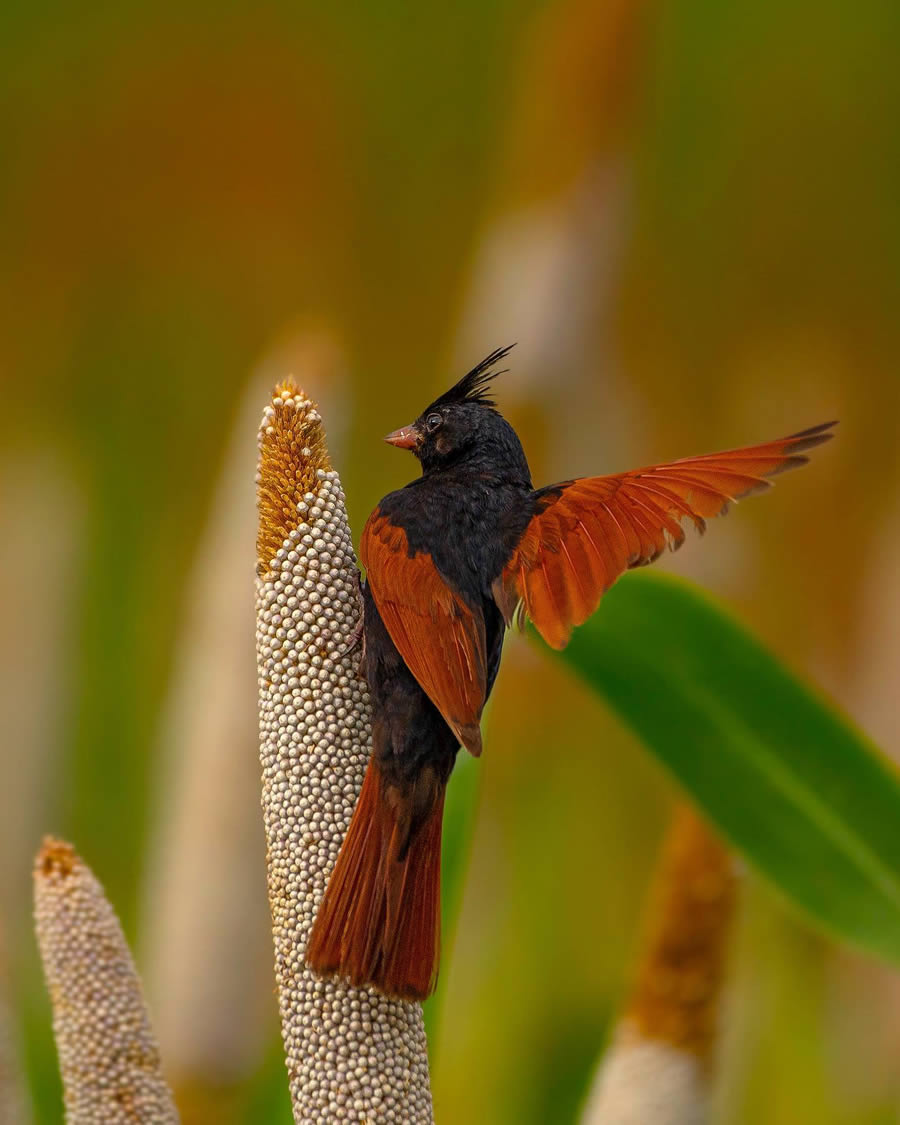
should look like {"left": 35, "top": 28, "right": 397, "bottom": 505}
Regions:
{"left": 306, "top": 757, "right": 445, "bottom": 1001}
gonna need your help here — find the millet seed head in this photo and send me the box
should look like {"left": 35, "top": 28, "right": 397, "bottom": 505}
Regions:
{"left": 256, "top": 386, "right": 433, "bottom": 1123}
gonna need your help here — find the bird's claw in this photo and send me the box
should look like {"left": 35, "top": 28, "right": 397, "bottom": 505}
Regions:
{"left": 338, "top": 615, "right": 364, "bottom": 658}
{"left": 335, "top": 570, "right": 366, "bottom": 668}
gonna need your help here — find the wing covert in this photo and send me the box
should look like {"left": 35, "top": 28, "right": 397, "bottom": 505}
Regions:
{"left": 361, "top": 510, "right": 487, "bottom": 755}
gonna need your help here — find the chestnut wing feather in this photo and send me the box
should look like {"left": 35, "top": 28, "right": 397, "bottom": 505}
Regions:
{"left": 494, "top": 422, "right": 836, "bottom": 650}
{"left": 361, "top": 510, "right": 487, "bottom": 755}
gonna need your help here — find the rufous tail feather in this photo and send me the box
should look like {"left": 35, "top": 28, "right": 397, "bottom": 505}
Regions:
{"left": 306, "top": 758, "right": 444, "bottom": 1001}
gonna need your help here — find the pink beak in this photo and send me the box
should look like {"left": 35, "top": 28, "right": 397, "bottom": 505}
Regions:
{"left": 384, "top": 425, "right": 421, "bottom": 450}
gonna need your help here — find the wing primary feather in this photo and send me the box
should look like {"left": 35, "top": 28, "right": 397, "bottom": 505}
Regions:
{"left": 499, "top": 421, "right": 834, "bottom": 650}
{"left": 598, "top": 499, "right": 637, "bottom": 564}
{"left": 632, "top": 480, "right": 706, "bottom": 534}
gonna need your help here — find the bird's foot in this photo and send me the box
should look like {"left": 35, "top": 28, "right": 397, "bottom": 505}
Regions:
{"left": 338, "top": 615, "right": 364, "bottom": 658}
{"left": 336, "top": 571, "right": 366, "bottom": 671}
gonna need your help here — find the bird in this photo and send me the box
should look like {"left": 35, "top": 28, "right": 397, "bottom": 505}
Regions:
{"left": 305, "top": 346, "right": 835, "bottom": 1001}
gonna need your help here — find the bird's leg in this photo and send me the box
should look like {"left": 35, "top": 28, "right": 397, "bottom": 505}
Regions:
{"left": 337, "top": 570, "right": 366, "bottom": 671}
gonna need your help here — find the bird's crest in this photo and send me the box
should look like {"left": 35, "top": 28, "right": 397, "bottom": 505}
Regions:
{"left": 429, "top": 345, "right": 516, "bottom": 410}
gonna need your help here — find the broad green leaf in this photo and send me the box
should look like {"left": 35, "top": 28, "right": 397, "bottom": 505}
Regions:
{"left": 546, "top": 570, "right": 900, "bottom": 964}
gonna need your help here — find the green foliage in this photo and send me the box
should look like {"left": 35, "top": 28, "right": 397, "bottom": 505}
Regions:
{"left": 549, "top": 571, "right": 900, "bottom": 964}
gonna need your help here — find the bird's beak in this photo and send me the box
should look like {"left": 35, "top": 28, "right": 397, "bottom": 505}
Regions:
{"left": 384, "top": 425, "right": 421, "bottom": 451}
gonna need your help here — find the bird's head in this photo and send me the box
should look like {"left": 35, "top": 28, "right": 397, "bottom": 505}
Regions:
{"left": 385, "top": 346, "right": 531, "bottom": 482}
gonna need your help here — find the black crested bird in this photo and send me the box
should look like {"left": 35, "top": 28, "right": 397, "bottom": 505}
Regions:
{"left": 306, "top": 346, "right": 835, "bottom": 1000}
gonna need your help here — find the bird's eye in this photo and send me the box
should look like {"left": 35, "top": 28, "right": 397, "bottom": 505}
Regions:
{"left": 425, "top": 413, "right": 443, "bottom": 433}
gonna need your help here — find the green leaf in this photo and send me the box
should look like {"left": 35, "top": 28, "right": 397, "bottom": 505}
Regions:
{"left": 545, "top": 570, "right": 900, "bottom": 964}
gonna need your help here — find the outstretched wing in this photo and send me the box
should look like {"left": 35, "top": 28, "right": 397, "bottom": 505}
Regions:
{"left": 361, "top": 510, "right": 487, "bottom": 755}
{"left": 493, "top": 422, "right": 836, "bottom": 650}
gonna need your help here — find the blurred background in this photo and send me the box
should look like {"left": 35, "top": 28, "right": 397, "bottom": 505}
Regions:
{"left": 1, "top": 1, "right": 899, "bottom": 1122}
